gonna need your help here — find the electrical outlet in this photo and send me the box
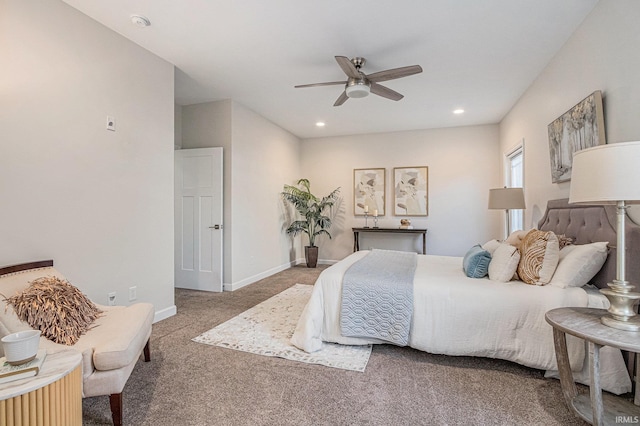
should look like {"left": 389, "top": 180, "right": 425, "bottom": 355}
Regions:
{"left": 108, "top": 292, "right": 116, "bottom": 306}
{"left": 106, "top": 116, "right": 116, "bottom": 131}
{"left": 129, "top": 286, "right": 137, "bottom": 301}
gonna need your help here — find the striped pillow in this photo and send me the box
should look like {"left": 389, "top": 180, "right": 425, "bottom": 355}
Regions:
{"left": 517, "top": 229, "right": 560, "bottom": 285}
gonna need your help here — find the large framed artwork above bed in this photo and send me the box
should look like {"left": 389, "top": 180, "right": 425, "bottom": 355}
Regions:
{"left": 292, "top": 199, "right": 640, "bottom": 396}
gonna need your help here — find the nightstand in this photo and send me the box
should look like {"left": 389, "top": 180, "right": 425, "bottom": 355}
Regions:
{"left": 546, "top": 307, "right": 640, "bottom": 425}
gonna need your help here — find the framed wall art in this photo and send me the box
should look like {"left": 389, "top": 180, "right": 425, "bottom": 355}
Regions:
{"left": 547, "top": 90, "right": 606, "bottom": 183}
{"left": 393, "top": 166, "right": 428, "bottom": 216}
{"left": 354, "top": 168, "right": 385, "bottom": 216}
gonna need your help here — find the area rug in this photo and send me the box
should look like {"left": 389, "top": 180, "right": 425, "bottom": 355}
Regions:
{"left": 192, "top": 283, "right": 372, "bottom": 372}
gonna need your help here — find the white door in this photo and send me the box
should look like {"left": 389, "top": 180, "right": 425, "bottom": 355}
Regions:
{"left": 175, "top": 147, "right": 223, "bottom": 292}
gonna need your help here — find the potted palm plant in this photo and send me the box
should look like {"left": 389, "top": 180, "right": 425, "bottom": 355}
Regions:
{"left": 282, "top": 178, "right": 341, "bottom": 267}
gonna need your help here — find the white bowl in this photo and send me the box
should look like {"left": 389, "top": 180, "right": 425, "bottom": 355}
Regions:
{"left": 1, "top": 330, "right": 41, "bottom": 365}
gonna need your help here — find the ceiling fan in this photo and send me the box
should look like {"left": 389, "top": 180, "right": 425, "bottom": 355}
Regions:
{"left": 295, "top": 56, "right": 423, "bottom": 106}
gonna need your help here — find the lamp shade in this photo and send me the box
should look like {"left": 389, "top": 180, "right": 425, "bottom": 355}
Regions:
{"left": 488, "top": 187, "right": 526, "bottom": 209}
{"left": 569, "top": 141, "right": 640, "bottom": 205}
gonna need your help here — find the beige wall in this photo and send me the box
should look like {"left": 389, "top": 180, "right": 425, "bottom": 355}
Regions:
{"left": 500, "top": 0, "right": 640, "bottom": 227}
{"left": 180, "top": 100, "right": 301, "bottom": 289}
{"left": 301, "top": 124, "right": 501, "bottom": 260}
{"left": 230, "top": 102, "right": 301, "bottom": 286}
{"left": 0, "top": 0, "right": 176, "bottom": 320}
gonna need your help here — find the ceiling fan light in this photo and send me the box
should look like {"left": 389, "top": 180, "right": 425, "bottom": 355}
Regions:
{"left": 345, "top": 83, "right": 370, "bottom": 98}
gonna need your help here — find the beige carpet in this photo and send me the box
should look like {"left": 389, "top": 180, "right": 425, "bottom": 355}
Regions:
{"left": 192, "top": 283, "right": 372, "bottom": 372}
{"left": 81, "top": 264, "right": 593, "bottom": 425}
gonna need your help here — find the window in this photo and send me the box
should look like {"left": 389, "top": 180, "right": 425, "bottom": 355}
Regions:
{"left": 506, "top": 144, "right": 524, "bottom": 234}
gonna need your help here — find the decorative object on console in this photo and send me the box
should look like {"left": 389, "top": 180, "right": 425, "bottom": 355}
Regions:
{"left": 488, "top": 187, "right": 526, "bottom": 239}
{"left": 282, "top": 178, "right": 341, "bottom": 268}
{"left": 399, "top": 219, "right": 413, "bottom": 229}
{"left": 548, "top": 90, "right": 606, "bottom": 183}
{"left": 394, "top": 166, "right": 428, "bottom": 216}
{"left": 354, "top": 168, "right": 385, "bottom": 216}
{"left": 363, "top": 206, "right": 370, "bottom": 228}
{"left": 569, "top": 141, "right": 640, "bottom": 331}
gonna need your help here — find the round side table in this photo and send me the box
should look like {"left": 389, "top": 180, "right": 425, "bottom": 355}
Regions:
{"left": 546, "top": 307, "right": 640, "bottom": 426}
{"left": 0, "top": 349, "right": 82, "bottom": 426}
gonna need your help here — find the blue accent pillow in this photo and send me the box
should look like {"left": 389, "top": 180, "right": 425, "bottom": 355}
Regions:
{"left": 463, "top": 245, "right": 492, "bottom": 278}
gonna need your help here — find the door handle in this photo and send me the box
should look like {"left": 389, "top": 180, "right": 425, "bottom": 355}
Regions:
{"left": 209, "top": 225, "right": 223, "bottom": 230}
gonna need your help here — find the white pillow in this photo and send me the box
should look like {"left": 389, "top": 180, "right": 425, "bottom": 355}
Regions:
{"left": 488, "top": 243, "right": 521, "bottom": 282}
{"left": 549, "top": 242, "right": 608, "bottom": 288}
{"left": 481, "top": 239, "right": 502, "bottom": 256}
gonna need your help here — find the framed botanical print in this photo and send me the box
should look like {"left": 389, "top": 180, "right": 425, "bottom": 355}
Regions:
{"left": 354, "top": 168, "right": 385, "bottom": 216}
{"left": 393, "top": 166, "right": 428, "bottom": 216}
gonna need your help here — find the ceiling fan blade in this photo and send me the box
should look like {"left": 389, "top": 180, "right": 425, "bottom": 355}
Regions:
{"left": 333, "top": 91, "right": 349, "bottom": 106}
{"left": 367, "top": 65, "right": 423, "bottom": 83}
{"left": 294, "top": 81, "right": 346, "bottom": 88}
{"left": 370, "top": 82, "right": 403, "bottom": 101}
{"left": 335, "top": 56, "right": 360, "bottom": 78}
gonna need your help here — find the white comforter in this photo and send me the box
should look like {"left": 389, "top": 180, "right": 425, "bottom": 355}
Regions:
{"left": 292, "top": 251, "right": 609, "bottom": 374}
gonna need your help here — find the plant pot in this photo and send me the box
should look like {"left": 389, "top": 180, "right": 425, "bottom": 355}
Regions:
{"left": 305, "top": 246, "right": 318, "bottom": 268}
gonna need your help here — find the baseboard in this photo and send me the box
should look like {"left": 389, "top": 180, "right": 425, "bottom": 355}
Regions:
{"left": 222, "top": 257, "right": 340, "bottom": 291}
{"left": 153, "top": 305, "right": 177, "bottom": 323}
{"left": 223, "top": 260, "right": 297, "bottom": 291}
{"left": 297, "top": 258, "right": 339, "bottom": 266}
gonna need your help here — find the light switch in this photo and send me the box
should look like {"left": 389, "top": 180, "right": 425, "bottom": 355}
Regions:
{"left": 107, "top": 116, "right": 116, "bottom": 131}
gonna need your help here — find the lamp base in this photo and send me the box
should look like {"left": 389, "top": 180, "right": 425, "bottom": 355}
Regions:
{"left": 601, "top": 315, "right": 640, "bottom": 331}
{"left": 600, "top": 286, "right": 640, "bottom": 331}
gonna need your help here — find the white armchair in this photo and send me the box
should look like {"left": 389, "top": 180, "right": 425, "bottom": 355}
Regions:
{"left": 0, "top": 260, "right": 154, "bottom": 426}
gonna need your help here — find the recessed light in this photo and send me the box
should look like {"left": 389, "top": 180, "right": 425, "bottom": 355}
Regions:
{"left": 130, "top": 15, "right": 151, "bottom": 27}
{"left": 453, "top": 109, "right": 464, "bottom": 114}
{"left": 316, "top": 122, "right": 326, "bottom": 127}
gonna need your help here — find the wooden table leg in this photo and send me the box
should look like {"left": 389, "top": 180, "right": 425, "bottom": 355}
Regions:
{"left": 552, "top": 328, "right": 578, "bottom": 408}
{"left": 353, "top": 231, "right": 359, "bottom": 252}
{"left": 635, "top": 353, "right": 640, "bottom": 406}
{"left": 588, "top": 341, "right": 604, "bottom": 425}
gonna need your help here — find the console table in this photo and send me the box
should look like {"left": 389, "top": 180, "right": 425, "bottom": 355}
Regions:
{"left": 546, "top": 307, "right": 640, "bottom": 425}
{"left": 352, "top": 227, "right": 427, "bottom": 254}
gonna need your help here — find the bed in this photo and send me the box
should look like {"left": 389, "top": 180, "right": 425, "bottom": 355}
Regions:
{"left": 291, "top": 199, "right": 640, "bottom": 394}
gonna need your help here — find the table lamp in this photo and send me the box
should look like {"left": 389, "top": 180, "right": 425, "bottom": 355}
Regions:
{"left": 488, "top": 187, "right": 526, "bottom": 239}
{"left": 569, "top": 141, "right": 640, "bottom": 331}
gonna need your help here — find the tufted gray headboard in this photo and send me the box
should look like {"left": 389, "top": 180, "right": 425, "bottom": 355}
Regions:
{"left": 537, "top": 198, "right": 640, "bottom": 289}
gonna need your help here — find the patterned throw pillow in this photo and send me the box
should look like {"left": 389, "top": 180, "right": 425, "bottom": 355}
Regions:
{"left": 517, "top": 229, "right": 560, "bottom": 285}
{"left": 556, "top": 234, "right": 574, "bottom": 250}
{"left": 5, "top": 276, "right": 103, "bottom": 345}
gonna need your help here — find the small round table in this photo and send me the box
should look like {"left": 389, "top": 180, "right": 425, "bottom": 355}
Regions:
{"left": 546, "top": 307, "right": 640, "bottom": 426}
{"left": 0, "top": 349, "right": 82, "bottom": 426}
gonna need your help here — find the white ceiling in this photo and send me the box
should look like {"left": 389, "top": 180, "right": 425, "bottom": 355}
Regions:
{"left": 61, "top": 0, "right": 598, "bottom": 139}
